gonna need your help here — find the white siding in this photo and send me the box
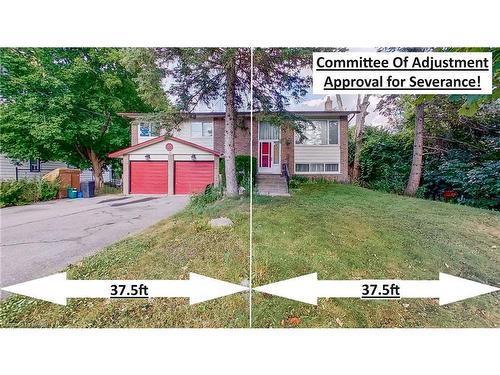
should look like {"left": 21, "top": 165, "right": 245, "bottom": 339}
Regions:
{"left": 294, "top": 145, "right": 341, "bottom": 163}
{"left": 0, "top": 154, "right": 111, "bottom": 182}
{"left": 0, "top": 154, "right": 17, "bottom": 180}
{"left": 0, "top": 154, "right": 67, "bottom": 181}
{"left": 80, "top": 168, "right": 112, "bottom": 182}
{"left": 129, "top": 138, "right": 213, "bottom": 156}
{"left": 137, "top": 119, "right": 214, "bottom": 150}
{"left": 172, "top": 120, "right": 214, "bottom": 149}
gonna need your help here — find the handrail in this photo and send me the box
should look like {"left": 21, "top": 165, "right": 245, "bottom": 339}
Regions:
{"left": 281, "top": 161, "right": 290, "bottom": 186}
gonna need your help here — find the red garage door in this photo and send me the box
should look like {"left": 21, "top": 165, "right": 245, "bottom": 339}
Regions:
{"left": 130, "top": 161, "right": 168, "bottom": 194}
{"left": 175, "top": 161, "right": 214, "bottom": 194}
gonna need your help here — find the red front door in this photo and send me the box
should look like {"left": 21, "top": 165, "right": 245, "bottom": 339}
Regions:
{"left": 260, "top": 141, "right": 271, "bottom": 168}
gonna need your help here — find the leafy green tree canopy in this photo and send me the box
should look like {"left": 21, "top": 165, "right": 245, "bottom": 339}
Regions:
{"left": 0, "top": 48, "right": 158, "bottom": 186}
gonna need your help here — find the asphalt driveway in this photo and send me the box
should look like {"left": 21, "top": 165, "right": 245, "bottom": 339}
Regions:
{"left": 0, "top": 194, "right": 189, "bottom": 297}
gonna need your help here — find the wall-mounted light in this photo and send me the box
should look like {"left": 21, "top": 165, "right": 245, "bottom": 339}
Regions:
{"left": 191, "top": 154, "right": 197, "bottom": 161}
{"left": 145, "top": 154, "right": 151, "bottom": 161}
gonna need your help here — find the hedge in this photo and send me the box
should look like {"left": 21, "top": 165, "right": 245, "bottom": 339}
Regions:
{"left": 219, "top": 155, "right": 257, "bottom": 191}
{"left": 0, "top": 179, "right": 60, "bottom": 208}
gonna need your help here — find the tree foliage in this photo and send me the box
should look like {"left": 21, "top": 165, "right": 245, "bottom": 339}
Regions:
{"left": 0, "top": 48, "right": 154, "bottom": 186}
{"left": 358, "top": 96, "right": 499, "bottom": 209}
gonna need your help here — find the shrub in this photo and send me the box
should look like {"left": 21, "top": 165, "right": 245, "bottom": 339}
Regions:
{"left": 0, "top": 181, "right": 25, "bottom": 207}
{"left": 189, "top": 184, "right": 223, "bottom": 211}
{"left": 289, "top": 175, "right": 335, "bottom": 188}
{"left": 358, "top": 127, "right": 413, "bottom": 194}
{"left": 0, "top": 179, "right": 60, "bottom": 207}
{"left": 38, "top": 179, "right": 60, "bottom": 201}
{"left": 421, "top": 155, "right": 500, "bottom": 209}
{"left": 219, "top": 155, "right": 257, "bottom": 190}
{"left": 289, "top": 175, "right": 308, "bottom": 188}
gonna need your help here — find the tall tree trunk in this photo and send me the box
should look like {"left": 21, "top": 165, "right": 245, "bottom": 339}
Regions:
{"left": 352, "top": 94, "right": 370, "bottom": 181}
{"left": 335, "top": 94, "right": 344, "bottom": 111}
{"left": 88, "top": 149, "right": 104, "bottom": 189}
{"left": 404, "top": 102, "right": 425, "bottom": 196}
{"left": 224, "top": 53, "right": 238, "bottom": 197}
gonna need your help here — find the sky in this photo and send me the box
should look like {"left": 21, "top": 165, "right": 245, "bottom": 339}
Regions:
{"left": 287, "top": 93, "right": 388, "bottom": 127}
{"left": 167, "top": 47, "right": 389, "bottom": 127}
{"left": 196, "top": 93, "right": 388, "bottom": 127}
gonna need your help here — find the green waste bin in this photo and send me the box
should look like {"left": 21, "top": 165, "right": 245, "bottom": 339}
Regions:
{"left": 67, "top": 187, "right": 78, "bottom": 199}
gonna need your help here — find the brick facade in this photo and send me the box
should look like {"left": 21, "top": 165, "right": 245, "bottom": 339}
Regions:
{"left": 236, "top": 117, "right": 252, "bottom": 155}
{"left": 214, "top": 116, "right": 253, "bottom": 156}
{"left": 213, "top": 117, "right": 225, "bottom": 154}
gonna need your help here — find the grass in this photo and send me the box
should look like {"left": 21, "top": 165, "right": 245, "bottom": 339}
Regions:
{"left": 251, "top": 181, "right": 500, "bottom": 328}
{"left": 0, "top": 197, "right": 250, "bottom": 328}
{"left": 1, "top": 182, "right": 498, "bottom": 328}
{"left": 96, "top": 184, "right": 122, "bottom": 196}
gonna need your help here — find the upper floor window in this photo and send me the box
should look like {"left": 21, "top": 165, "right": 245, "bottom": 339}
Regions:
{"left": 295, "top": 120, "right": 339, "bottom": 145}
{"left": 191, "top": 121, "right": 213, "bottom": 138}
{"left": 29, "top": 159, "right": 41, "bottom": 172}
{"left": 259, "top": 122, "right": 280, "bottom": 140}
{"left": 139, "top": 122, "right": 161, "bottom": 137}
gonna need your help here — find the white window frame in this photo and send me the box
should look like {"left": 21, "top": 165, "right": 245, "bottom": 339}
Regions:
{"left": 190, "top": 121, "right": 213, "bottom": 138}
{"left": 295, "top": 119, "right": 340, "bottom": 146}
{"left": 294, "top": 162, "right": 340, "bottom": 175}
{"left": 138, "top": 122, "right": 160, "bottom": 138}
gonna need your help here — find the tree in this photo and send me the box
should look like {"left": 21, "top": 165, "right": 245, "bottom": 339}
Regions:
{"left": 441, "top": 47, "right": 499, "bottom": 116}
{"left": 133, "top": 48, "right": 311, "bottom": 197}
{"left": 144, "top": 48, "right": 248, "bottom": 197}
{"left": 404, "top": 101, "right": 425, "bottom": 195}
{"left": 352, "top": 94, "right": 370, "bottom": 181}
{"left": 0, "top": 48, "right": 154, "bottom": 187}
{"left": 404, "top": 48, "right": 498, "bottom": 195}
{"left": 335, "top": 95, "right": 344, "bottom": 110}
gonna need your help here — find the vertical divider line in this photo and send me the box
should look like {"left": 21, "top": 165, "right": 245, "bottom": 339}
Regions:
{"left": 249, "top": 46, "right": 254, "bottom": 328}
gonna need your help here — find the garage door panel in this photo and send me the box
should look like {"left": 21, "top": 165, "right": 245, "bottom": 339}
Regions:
{"left": 130, "top": 161, "right": 168, "bottom": 194}
{"left": 175, "top": 161, "right": 214, "bottom": 194}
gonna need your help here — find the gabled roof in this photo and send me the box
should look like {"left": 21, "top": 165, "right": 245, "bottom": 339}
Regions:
{"left": 108, "top": 135, "right": 220, "bottom": 158}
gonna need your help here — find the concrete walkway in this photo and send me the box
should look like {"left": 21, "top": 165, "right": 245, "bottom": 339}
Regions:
{"left": 0, "top": 195, "right": 189, "bottom": 297}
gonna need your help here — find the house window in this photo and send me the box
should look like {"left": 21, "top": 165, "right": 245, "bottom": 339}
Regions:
{"left": 328, "top": 121, "right": 339, "bottom": 145}
{"left": 259, "top": 122, "right": 280, "bottom": 140}
{"left": 295, "top": 162, "right": 339, "bottom": 173}
{"left": 29, "top": 159, "right": 41, "bottom": 172}
{"left": 310, "top": 163, "right": 324, "bottom": 172}
{"left": 295, "top": 120, "right": 339, "bottom": 145}
{"left": 139, "top": 122, "right": 160, "bottom": 137}
{"left": 325, "top": 163, "right": 339, "bottom": 172}
{"left": 273, "top": 143, "right": 280, "bottom": 165}
{"left": 191, "top": 122, "right": 213, "bottom": 138}
{"left": 295, "top": 163, "right": 309, "bottom": 172}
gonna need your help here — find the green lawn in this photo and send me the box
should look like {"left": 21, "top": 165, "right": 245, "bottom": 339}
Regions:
{"left": 1, "top": 182, "right": 499, "bottom": 328}
{"left": 0, "top": 198, "right": 250, "bottom": 328}
{"left": 252, "top": 182, "right": 500, "bottom": 328}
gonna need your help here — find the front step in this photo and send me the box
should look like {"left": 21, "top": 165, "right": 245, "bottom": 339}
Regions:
{"left": 256, "top": 174, "right": 289, "bottom": 196}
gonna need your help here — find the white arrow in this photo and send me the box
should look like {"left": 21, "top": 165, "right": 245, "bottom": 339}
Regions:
{"left": 254, "top": 272, "right": 499, "bottom": 306}
{"left": 1, "top": 272, "right": 248, "bottom": 306}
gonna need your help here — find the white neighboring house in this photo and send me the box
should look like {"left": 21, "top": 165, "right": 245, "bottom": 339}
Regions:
{"left": 0, "top": 154, "right": 112, "bottom": 182}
